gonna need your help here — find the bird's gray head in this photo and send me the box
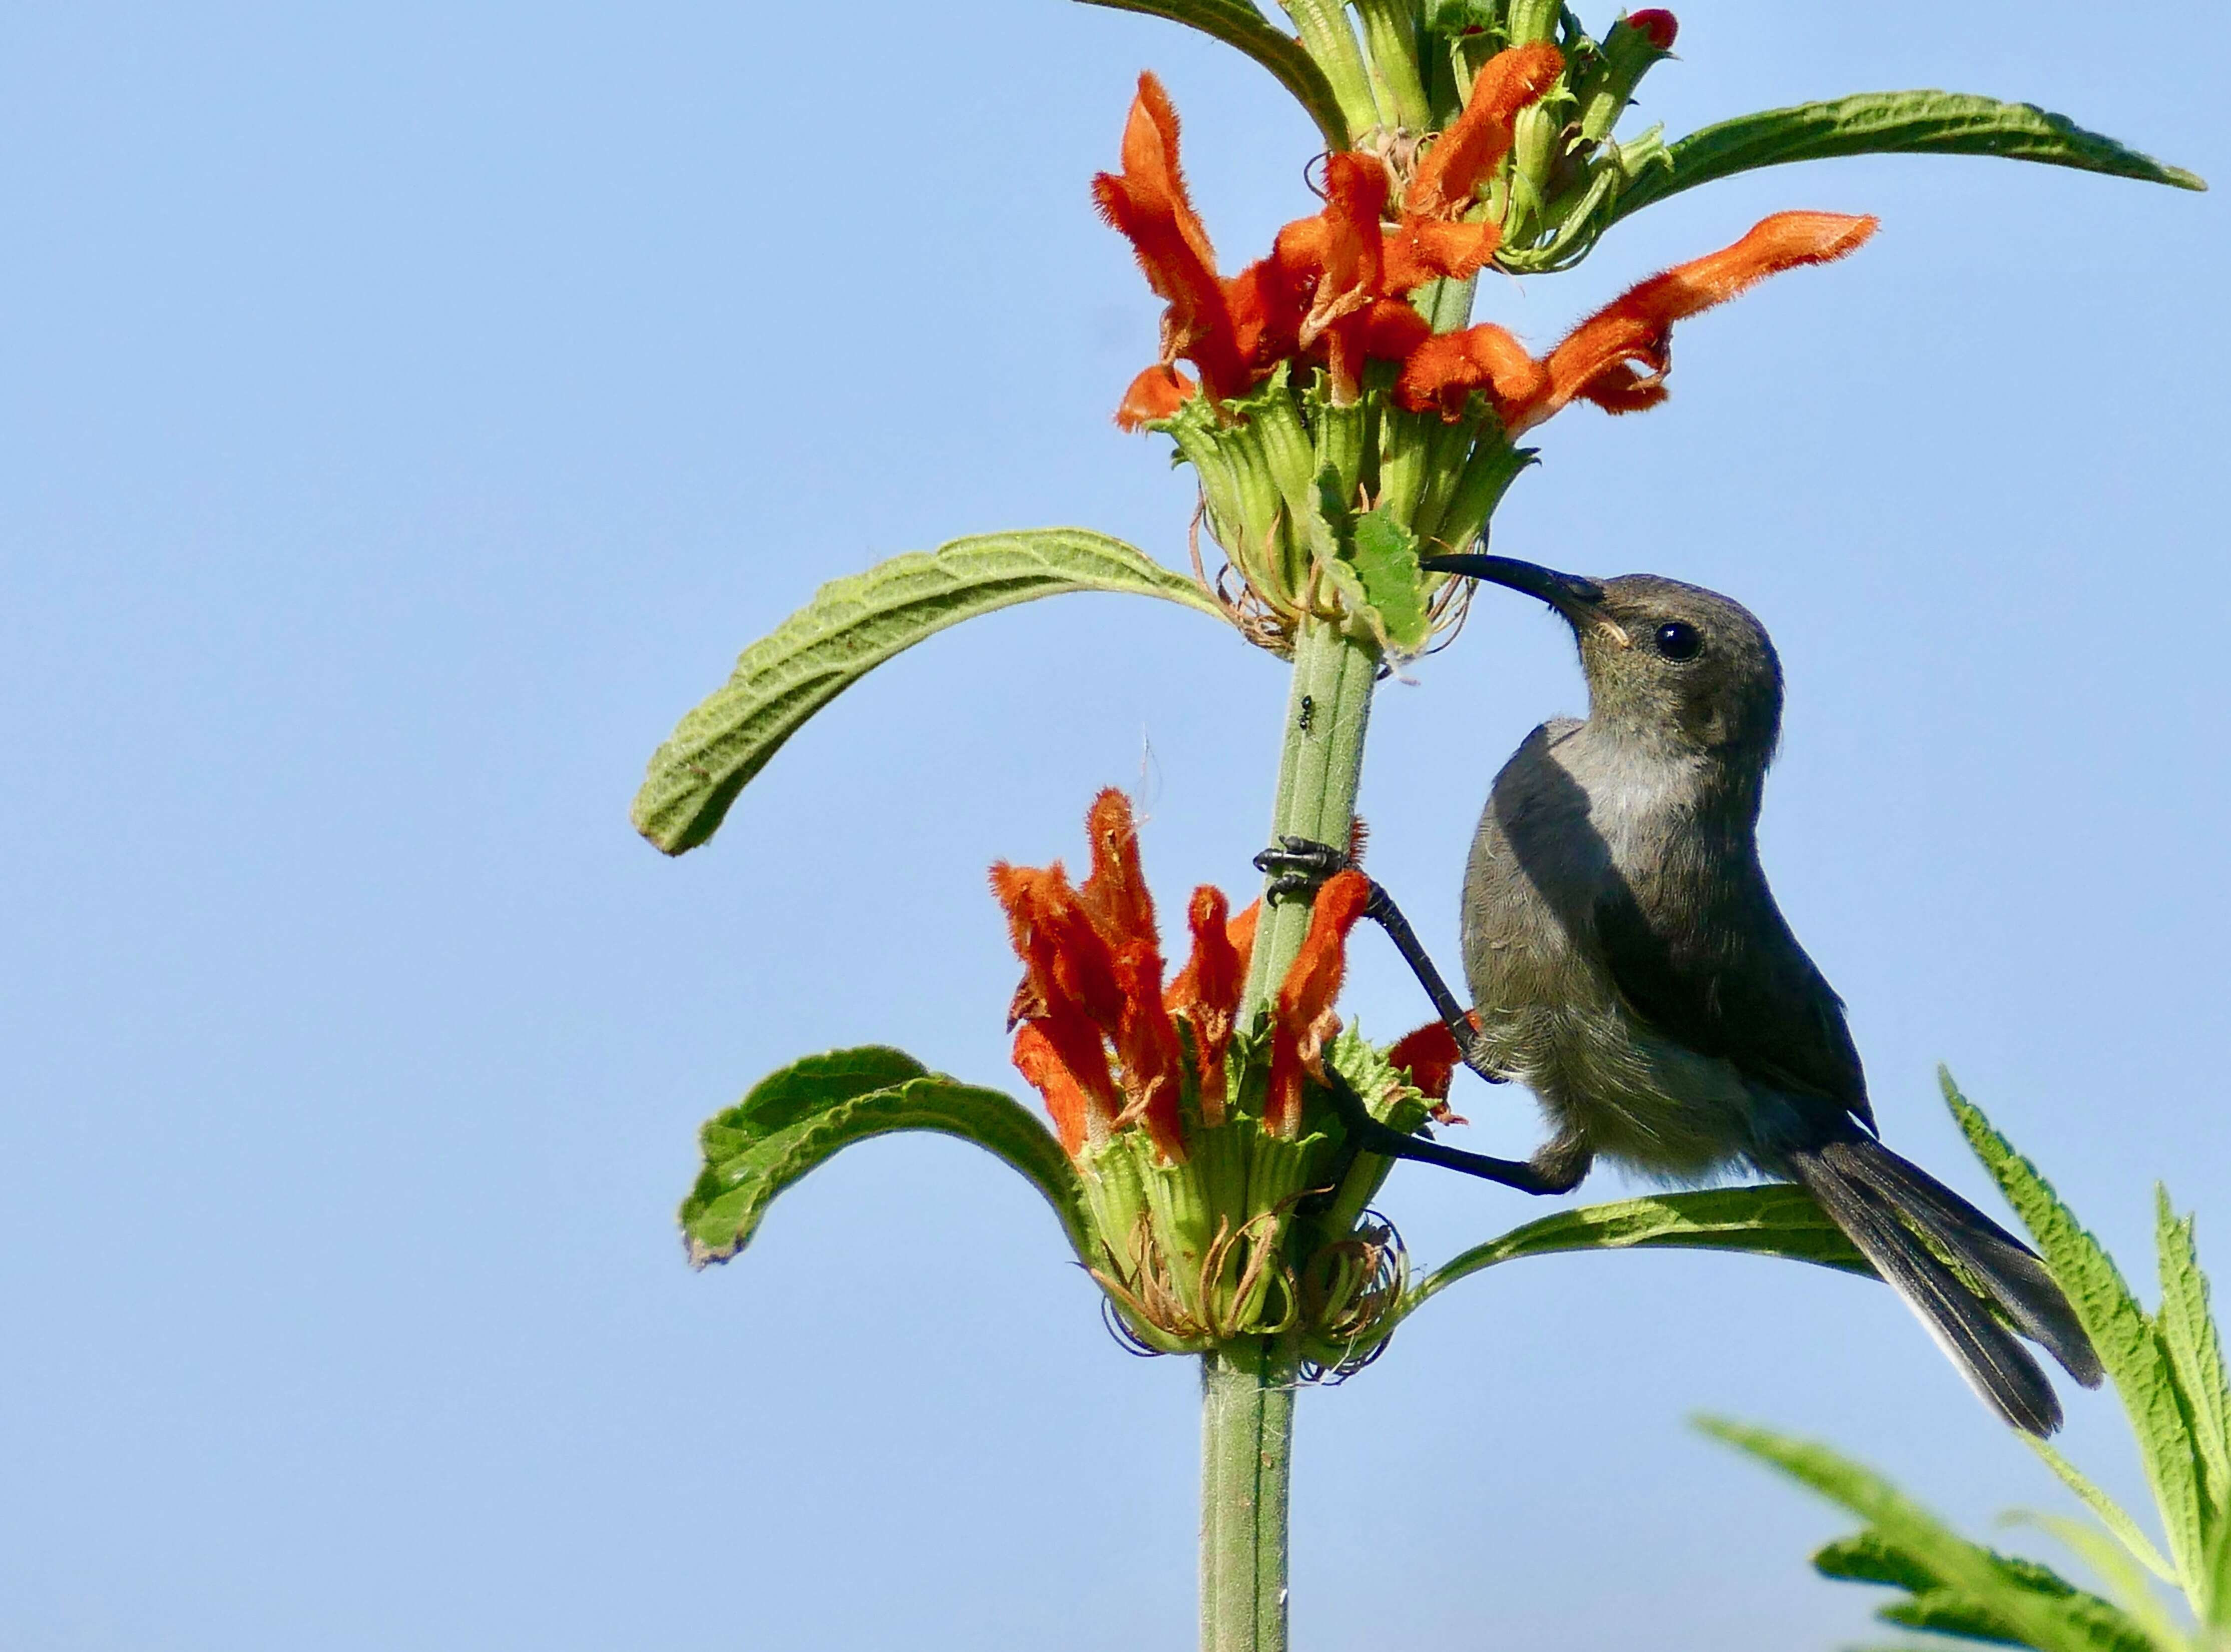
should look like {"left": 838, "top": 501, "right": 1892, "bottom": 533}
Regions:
{"left": 1421, "top": 554, "right": 1783, "bottom": 760}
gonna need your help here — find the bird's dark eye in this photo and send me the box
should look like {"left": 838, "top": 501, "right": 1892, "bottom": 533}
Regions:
{"left": 1654, "top": 621, "right": 1703, "bottom": 661}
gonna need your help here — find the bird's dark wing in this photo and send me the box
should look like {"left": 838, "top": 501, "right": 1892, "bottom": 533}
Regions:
{"left": 1592, "top": 884, "right": 1874, "bottom": 1134}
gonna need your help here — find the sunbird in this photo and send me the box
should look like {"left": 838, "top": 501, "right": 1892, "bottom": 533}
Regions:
{"left": 1257, "top": 554, "right": 2100, "bottom": 1434}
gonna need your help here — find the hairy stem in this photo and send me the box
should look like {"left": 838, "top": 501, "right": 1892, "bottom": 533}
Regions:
{"left": 1243, "top": 616, "right": 1380, "bottom": 1015}
{"left": 1200, "top": 1339, "right": 1297, "bottom": 1652}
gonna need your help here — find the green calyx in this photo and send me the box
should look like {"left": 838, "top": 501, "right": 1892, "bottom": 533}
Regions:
{"left": 1082, "top": 1023, "right": 1430, "bottom": 1372}
{"left": 1148, "top": 365, "right": 1532, "bottom": 662}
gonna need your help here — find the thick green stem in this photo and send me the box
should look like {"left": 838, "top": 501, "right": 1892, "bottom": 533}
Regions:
{"left": 1243, "top": 616, "right": 1380, "bottom": 1014}
{"left": 1200, "top": 1339, "right": 1296, "bottom": 1652}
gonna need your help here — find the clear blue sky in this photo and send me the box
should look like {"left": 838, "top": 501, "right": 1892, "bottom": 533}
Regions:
{"left": 1, "top": 3, "right": 2220, "bottom": 1647}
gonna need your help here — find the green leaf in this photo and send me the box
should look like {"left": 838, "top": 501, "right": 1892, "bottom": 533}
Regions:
{"left": 1705, "top": 1418, "right": 2164, "bottom": 1652}
{"left": 2008, "top": 1512, "right": 2189, "bottom": 1650}
{"left": 2152, "top": 1187, "right": 2231, "bottom": 1625}
{"left": 632, "top": 530, "right": 1226, "bottom": 855}
{"left": 1945, "top": 1073, "right": 2207, "bottom": 1596}
{"left": 2025, "top": 1436, "right": 2178, "bottom": 1587}
{"left": 1072, "top": 0, "right": 1351, "bottom": 151}
{"left": 1346, "top": 509, "right": 1432, "bottom": 654}
{"left": 1608, "top": 90, "right": 2204, "bottom": 226}
{"left": 1395, "top": 1183, "right": 1872, "bottom": 1325}
{"left": 679, "top": 1046, "right": 1094, "bottom": 1269}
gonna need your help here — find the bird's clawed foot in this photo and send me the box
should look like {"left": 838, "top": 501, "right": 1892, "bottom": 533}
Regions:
{"left": 1254, "top": 836, "right": 1351, "bottom": 906}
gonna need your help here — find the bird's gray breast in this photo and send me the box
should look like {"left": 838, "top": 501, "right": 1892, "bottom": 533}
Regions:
{"left": 1459, "top": 719, "right": 1761, "bottom": 1180}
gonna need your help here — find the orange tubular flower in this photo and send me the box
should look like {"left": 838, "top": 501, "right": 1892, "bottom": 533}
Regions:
{"left": 1386, "top": 1020, "right": 1462, "bottom": 1105}
{"left": 1396, "top": 322, "right": 1549, "bottom": 421}
{"left": 1164, "top": 888, "right": 1258, "bottom": 1126}
{"left": 1099, "top": 48, "right": 1563, "bottom": 423}
{"left": 996, "top": 792, "right": 1269, "bottom": 1163}
{"left": 1403, "top": 42, "right": 1566, "bottom": 221}
{"left": 1522, "top": 210, "right": 1879, "bottom": 431}
{"left": 1397, "top": 210, "right": 1878, "bottom": 430}
{"left": 992, "top": 862, "right": 1124, "bottom": 1143}
{"left": 1265, "top": 869, "right": 1371, "bottom": 1137}
{"left": 1012, "top": 1020, "right": 1100, "bottom": 1156}
{"left": 1093, "top": 74, "right": 1251, "bottom": 425}
{"left": 1080, "top": 788, "right": 1159, "bottom": 949}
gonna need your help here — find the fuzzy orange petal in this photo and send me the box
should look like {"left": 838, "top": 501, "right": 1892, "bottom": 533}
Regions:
{"left": 1111, "top": 939, "right": 1187, "bottom": 1159}
{"left": 1115, "top": 363, "right": 1196, "bottom": 430}
{"left": 990, "top": 861, "right": 1126, "bottom": 1035}
{"left": 1265, "top": 870, "right": 1371, "bottom": 1136}
{"left": 1510, "top": 210, "right": 1877, "bottom": 434}
{"left": 1091, "top": 75, "right": 1251, "bottom": 402}
{"left": 1387, "top": 1020, "right": 1462, "bottom": 1103}
{"left": 1394, "top": 323, "right": 1549, "bottom": 420}
{"left": 1384, "top": 216, "right": 1503, "bottom": 293}
{"left": 1357, "top": 297, "right": 1433, "bottom": 364}
{"left": 1079, "top": 788, "right": 1158, "bottom": 951}
{"left": 1224, "top": 257, "right": 1303, "bottom": 373}
{"left": 1315, "top": 152, "right": 1389, "bottom": 303}
{"left": 1406, "top": 43, "right": 1565, "bottom": 219}
{"left": 1165, "top": 885, "right": 1242, "bottom": 1125}
{"left": 1012, "top": 1022, "right": 1096, "bottom": 1157}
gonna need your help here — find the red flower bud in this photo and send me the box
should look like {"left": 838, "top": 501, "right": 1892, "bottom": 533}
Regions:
{"left": 1627, "top": 9, "right": 1678, "bottom": 51}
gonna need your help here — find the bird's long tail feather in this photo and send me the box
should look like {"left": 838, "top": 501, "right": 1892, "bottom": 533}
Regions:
{"left": 1784, "top": 1135, "right": 2101, "bottom": 1435}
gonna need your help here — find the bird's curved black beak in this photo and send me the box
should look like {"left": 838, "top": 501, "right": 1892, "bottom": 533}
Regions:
{"left": 1420, "top": 552, "right": 1632, "bottom": 647}
{"left": 1417, "top": 553, "right": 1605, "bottom": 610}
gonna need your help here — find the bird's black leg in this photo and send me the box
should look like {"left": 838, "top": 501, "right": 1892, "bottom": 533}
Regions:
{"left": 1311, "top": 1064, "right": 1587, "bottom": 1195}
{"left": 1253, "top": 836, "right": 1506, "bottom": 1088}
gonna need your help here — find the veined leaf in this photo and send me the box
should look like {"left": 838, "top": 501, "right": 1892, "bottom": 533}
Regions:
{"left": 1396, "top": 1184, "right": 1871, "bottom": 1324}
{"left": 2153, "top": 1187, "right": 2231, "bottom": 1624}
{"left": 680, "top": 1046, "right": 1093, "bottom": 1269}
{"left": 1946, "top": 1075, "right": 2206, "bottom": 1598}
{"left": 633, "top": 531, "right": 1226, "bottom": 855}
{"left": 1609, "top": 90, "right": 2204, "bottom": 226}
{"left": 1706, "top": 1418, "right": 2163, "bottom": 1652}
{"left": 1072, "top": 0, "right": 1350, "bottom": 150}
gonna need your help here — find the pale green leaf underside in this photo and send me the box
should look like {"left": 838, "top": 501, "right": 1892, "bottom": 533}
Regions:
{"left": 1397, "top": 1183, "right": 1871, "bottom": 1324}
{"left": 1612, "top": 90, "right": 2204, "bottom": 226}
{"left": 1073, "top": 0, "right": 1349, "bottom": 152}
{"left": 680, "top": 1046, "right": 1092, "bottom": 1269}
{"left": 2026, "top": 1436, "right": 2178, "bottom": 1587}
{"left": 1705, "top": 1419, "right": 2159, "bottom": 1652}
{"left": 633, "top": 530, "right": 1226, "bottom": 855}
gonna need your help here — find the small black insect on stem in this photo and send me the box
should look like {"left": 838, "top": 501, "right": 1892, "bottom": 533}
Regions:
{"left": 1298, "top": 694, "right": 1314, "bottom": 734}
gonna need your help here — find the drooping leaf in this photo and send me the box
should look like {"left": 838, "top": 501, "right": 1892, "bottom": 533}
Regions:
{"left": 633, "top": 531, "right": 1226, "bottom": 854}
{"left": 1072, "top": 0, "right": 1350, "bottom": 150}
{"left": 679, "top": 1046, "right": 1094, "bottom": 1269}
{"left": 1705, "top": 1418, "right": 2162, "bottom": 1652}
{"left": 1608, "top": 90, "right": 2204, "bottom": 226}
{"left": 1946, "top": 1074, "right": 2206, "bottom": 1594}
{"left": 1395, "top": 1184, "right": 1872, "bottom": 1325}
{"left": 2025, "top": 1436, "right": 2178, "bottom": 1587}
